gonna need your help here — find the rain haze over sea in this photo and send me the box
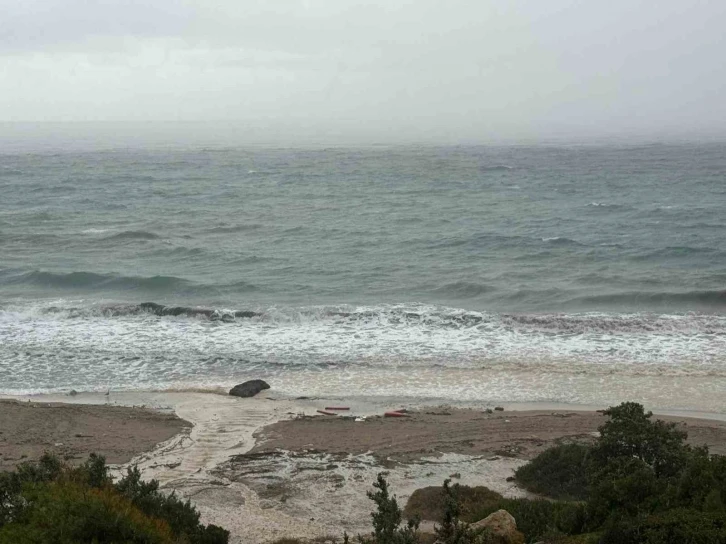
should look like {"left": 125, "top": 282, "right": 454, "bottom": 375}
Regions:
{"left": 1, "top": 139, "right": 725, "bottom": 411}
{"left": 2, "top": 0, "right": 726, "bottom": 412}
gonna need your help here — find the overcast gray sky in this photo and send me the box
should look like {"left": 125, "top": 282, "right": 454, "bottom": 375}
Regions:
{"left": 1, "top": 0, "right": 725, "bottom": 142}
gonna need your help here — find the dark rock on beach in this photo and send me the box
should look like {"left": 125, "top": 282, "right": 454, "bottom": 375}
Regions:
{"left": 229, "top": 380, "right": 270, "bottom": 398}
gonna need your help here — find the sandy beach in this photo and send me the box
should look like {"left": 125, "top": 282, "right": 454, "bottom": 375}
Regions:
{"left": 0, "top": 398, "right": 190, "bottom": 470}
{"left": 3, "top": 391, "right": 726, "bottom": 543}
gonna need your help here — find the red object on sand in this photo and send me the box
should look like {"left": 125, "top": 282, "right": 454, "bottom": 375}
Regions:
{"left": 384, "top": 411, "right": 410, "bottom": 418}
{"left": 324, "top": 406, "right": 350, "bottom": 411}
{"left": 317, "top": 410, "right": 337, "bottom": 416}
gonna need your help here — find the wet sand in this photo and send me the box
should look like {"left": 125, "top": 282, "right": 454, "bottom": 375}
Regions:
{"left": 250, "top": 408, "right": 726, "bottom": 462}
{"left": 0, "top": 398, "right": 190, "bottom": 470}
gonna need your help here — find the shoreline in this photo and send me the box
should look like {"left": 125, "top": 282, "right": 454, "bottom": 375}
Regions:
{"left": 4, "top": 390, "right": 726, "bottom": 542}
{"left": 5, "top": 390, "right": 726, "bottom": 421}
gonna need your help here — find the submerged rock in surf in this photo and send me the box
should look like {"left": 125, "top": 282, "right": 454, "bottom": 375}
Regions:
{"left": 229, "top": 379, "right": 270, "bottom": 398}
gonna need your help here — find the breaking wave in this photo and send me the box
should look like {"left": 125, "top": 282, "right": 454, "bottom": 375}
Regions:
{"left": 25, "top": 301, "right": 726, "bottom": 334}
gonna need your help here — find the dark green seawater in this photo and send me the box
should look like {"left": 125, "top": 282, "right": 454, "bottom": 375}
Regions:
{"left": 1, "top": 142, "right": 725, "bottom": 410}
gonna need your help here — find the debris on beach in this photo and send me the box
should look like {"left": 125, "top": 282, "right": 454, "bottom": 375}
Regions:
{"left": 384, "top": 410, "right": 410, "bottom": 418}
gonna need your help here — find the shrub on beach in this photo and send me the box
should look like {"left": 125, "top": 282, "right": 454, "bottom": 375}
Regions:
{"left": 511, "top": 402, "right": 726, "bottom": 542}
{"left": 0, "top": 453, "right": 228, "bottom": 544}
{"left": 514, "top": 443, "right": 591, "bottom": 501}
{"left": 3, "top": 402, "right": 725, "bottom": 544}
{"left": 362, "top": 473, "right": 420, "bottom": 544}
{"left": 267, "top": 402, "right": 726, "bottom": 543}
{"left": 404, "top": 483, "right": 504, "bottom": 523}
{"left": 398, "top": 402, "right": 726, "bottom": 543}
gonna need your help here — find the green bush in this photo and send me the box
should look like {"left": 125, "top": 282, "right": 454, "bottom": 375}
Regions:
{"left": 593, "top": 403, "right": 688, "bottom": 479}
{"left": 362, "top": 473, "right": 420, "bottom": 544}
{"left": 0, "top": 453, "right": 228, "bottom": 544}
{"left": 0, "top": 480, "right": 175, "bottom": 544}
{"left": 115, "top": 466, "right": 228, "bottom": 543}
{"left": 509, "top": 401, "right": 726, "bottom": 540}
{"left": 600, "top": 508, "right": 726, "bottom": 544}
{"left": 402, "top": 402, "right": 726, "bottom": 543}
{"left": 514, "top": 443, "right": 591, "bottom": 500}
{"left": 404, "top": 484, "right": 504, "bottom": 522}
{"left": 466, "top": 498, "right": 587, "bottom": 542}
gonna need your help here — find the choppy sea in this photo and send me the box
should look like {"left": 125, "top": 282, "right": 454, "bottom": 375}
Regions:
{"left": 1, "top": 142, "right": 724, "bottom": 411}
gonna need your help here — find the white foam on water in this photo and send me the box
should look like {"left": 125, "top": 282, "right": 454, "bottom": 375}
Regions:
{"left": 1, "top": 301, "right": 725, "bottom": 412}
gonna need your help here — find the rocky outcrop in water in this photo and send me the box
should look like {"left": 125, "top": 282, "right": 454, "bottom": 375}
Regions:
{"left": 229, "top": 380, "right": 270, "bottom": 398}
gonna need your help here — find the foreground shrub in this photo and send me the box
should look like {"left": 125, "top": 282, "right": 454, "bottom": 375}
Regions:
{"left": 467, "top": 498, "right": 587, "bottom": 541}
{"left": 402, "top": 402, "right": 726, "bottom": 543}
{"left": 592, "top": 402, "right": 688, "bottom": 479}
{"left": 434, "top": 479, "right": 482, "bottom": 544}
{"left": 0, "top": 480, "right": 174, "bottom": 544}
{"left": 510, "top": 401, "right": 726, "bottom": 540}
{"left": 116, "top": 466, "right": 228, "bottom": 543}
{"left": 362, "top": 473, "right": 420, "bottom": 544}
{"left": 0, "top": 453, "right": 228, "bottom": 544}
{"left": 600, "top": 508, "right": 726, "bottom": 544}
{"left": 404, "top": 484, "right": 503, "bottom": 523}
{"left": 514, "top": 443, "right": 591, "bottom": 501}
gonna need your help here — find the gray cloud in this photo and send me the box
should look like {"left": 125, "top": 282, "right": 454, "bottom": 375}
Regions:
{"left": 1, "top": 0, "right": 724, "bottom": 142}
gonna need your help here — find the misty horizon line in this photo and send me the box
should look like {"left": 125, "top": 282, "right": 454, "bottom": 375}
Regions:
{"left": 1, "top": 120, "right": 725, "bottom": 152}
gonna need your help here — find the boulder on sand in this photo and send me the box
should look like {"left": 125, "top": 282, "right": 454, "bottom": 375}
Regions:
{"left": 229, "top": 380, "right": 270, "bottom": 398}
{"left": 470, "top": 509, "right": 524, "bottom": 544}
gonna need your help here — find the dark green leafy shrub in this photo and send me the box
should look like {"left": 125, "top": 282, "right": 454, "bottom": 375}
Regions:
{"left": 410, "top": 402, "right": 726, "bottom": 543}
{"left": 0, "top": 480, "right": 174, "bottom": 544}
{"left": 593, "top": 402, "right": 689, "bottom": 479}
{"left": 586, "top": 456, "right": 664, "bottom": 527}
{"left": 467, "top": 498, "right": 587, "bottom": 541}
{"left": 115, "top": 465, "right": 227, "bottom": 542}
{"left": 0, "top": 454, "right": 228, "bottom": 544}
{"left": 404, "top": 484, "right": 503, "bottom": 522}
{"left": 671, "top": 446, "right": 726, "bottom": 511}
{"left": 600, "top": 508, "right": 726, "bottom": 544}
{"left": 364, "top": 473, "right": 420, "bottom": 544}
{"left": 434, "top": 479, "right": 480, "bottom": 544}
{"left": 514, "top": 443, "right": 591, "bottom": 500}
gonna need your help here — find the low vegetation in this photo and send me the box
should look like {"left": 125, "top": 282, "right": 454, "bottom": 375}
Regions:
{"left": 404, "top": 484, "right": 504, "bottom": 523}
{"left": 402, "top": 402, "right": 726, "bottom": 543}
{"left": 4, "top": 401, "right": 725, "bottom": 543}
{"left": 0, "top": 453, "right": 228, "bottom": 543}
